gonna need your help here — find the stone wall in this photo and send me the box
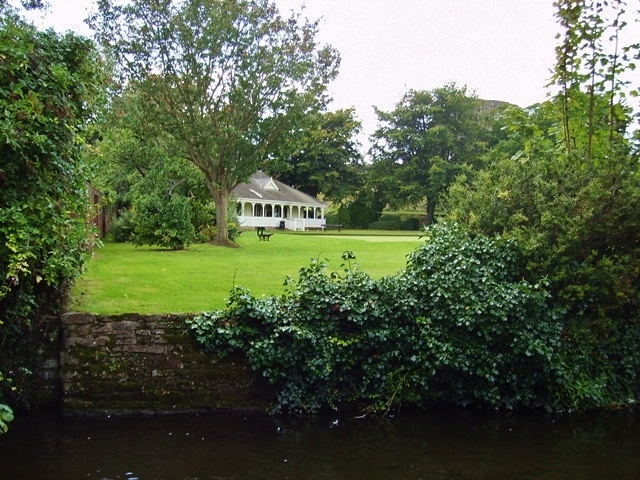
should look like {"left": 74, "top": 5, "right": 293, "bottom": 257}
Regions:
{"left": 61, "top": 312, "right": 274, "bottom": 415}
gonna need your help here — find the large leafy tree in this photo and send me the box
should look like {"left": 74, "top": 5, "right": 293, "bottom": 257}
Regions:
{"left": 368, "top": 84, "right": 490, "bottom": 225}
{"left": 91, "top": 0, "right": 340, "bottom": 245}
{"left": 270, "top": 108, "right": 363, "bottom": 202}
{"left": 0, "top": 12, "right": 106, "bottom": 404}
{"left": 93, "top": 124, "right": 211, "bottom": 248}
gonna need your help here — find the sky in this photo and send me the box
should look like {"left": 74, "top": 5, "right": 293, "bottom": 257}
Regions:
{"left": 273, "top": 0, "right": 559, "bottom": 134}
{"left": 23, "top": 0, "right": 635, "bottom": 149}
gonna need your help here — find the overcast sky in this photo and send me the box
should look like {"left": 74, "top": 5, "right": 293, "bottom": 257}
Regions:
{"left": 25, "top": 1, "right": 636, "bottom": 149}
{"left": 274, "top": 1, "right": 559, "bottom": 128}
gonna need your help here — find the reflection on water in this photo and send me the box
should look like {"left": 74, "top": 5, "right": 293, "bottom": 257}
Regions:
{"left": 0, "top": 406, "right": 638, "bottom": 479}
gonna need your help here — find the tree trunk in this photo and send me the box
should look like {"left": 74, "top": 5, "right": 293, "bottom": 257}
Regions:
{"left": 206, "top": 178, "right": 233, "bottom": 246}
{"left": 425, "top": 199, "right": 436, "bottom": 226}
{"left": 215, "top": 193, "right": 230, "bottom": 245}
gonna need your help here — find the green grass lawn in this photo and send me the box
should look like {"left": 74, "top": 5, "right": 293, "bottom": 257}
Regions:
{"left": 71, "top": 230, "right": 424, "bottom": 314}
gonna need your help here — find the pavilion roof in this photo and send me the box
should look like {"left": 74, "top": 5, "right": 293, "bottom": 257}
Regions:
{"left": 232, "top": 171, "right": 325, "bottom": 207}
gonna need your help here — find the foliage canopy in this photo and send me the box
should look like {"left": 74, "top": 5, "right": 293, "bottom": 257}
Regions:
{"left": 369, "top": 84, "right": 495, "bottom": 224}
{"left": 270, "top": 108, "right": 363, "bottom": 203}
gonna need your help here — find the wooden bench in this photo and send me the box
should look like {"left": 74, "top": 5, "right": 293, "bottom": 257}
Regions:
{"left": 256, "top": 227, "right": 273, "bottom": 241}
{"left": 322, "top": 224, "right": 344, "bottom": 232}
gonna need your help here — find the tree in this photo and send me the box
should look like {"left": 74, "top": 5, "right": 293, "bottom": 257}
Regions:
{"left": 0, "top": 14, "right": 107, "bottom": 404}
{"left": 88, "top": 90, "right": 216, "bottom": 247}
{"left": 445, "top": 1, "right": 640, "bottom": 409}
{"left": 270, "top": 108, "right": 363, "bottom": 203}
{"left": 551, "top": 0, "right": 639, "bottom": 161}
{"left": 369, "top": 84, "right": 490, "bottom": 225}
{"left": 0, "top": 0, "right": 46, "bottom": 12}
{"left": 91, "top": 0, "right": 340, "bottom": 245}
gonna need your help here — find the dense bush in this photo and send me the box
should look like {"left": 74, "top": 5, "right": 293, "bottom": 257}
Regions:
{"left": 131, "top": 194, "right": 196, "bottom": 250}
{"left": 337, "top": 193, "right": 384, "bottom": 229}
{"left": 398, "top": 225, "right": 564, "bottom": 408}
{"left": 188, "top": 223, "right": 569, "bottom": 413}
{"left": 402, "top": 217, "right": 421, "bottom": 230}
{"left": 368, "top": 215, "right": 421, "bottom": 231}
{"left": 368, "top": 220, "right": 402, "bottom": 230}
{"left": 368, "top": 214, "right": 402, "bottom": 230}
{"left": 109, "top": 210, "right": 136, "bottom": 242}
{"left": 0, "top": 15, "right": 106, "bottom": 404}
{"left": 445, "top": 100, "right": 640, "bottom": 409}
{"left": 112, "top": 195, "right": 239, "bottom": 247}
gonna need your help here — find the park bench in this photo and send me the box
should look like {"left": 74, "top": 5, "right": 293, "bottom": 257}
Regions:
{"left": 256, "top": 226, "right": 273, "bottom": 241}
{"left": 322, "top": 224, "right": 344, "bottom": 232}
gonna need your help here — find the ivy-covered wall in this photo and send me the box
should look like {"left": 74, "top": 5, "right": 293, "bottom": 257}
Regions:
{"left": 60, "top": 313, "right": 273, "bottom": 415}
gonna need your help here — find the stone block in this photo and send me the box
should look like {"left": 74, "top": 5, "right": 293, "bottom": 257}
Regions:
{"left": 62, "top": 312, "right": 94, "bottom": 325}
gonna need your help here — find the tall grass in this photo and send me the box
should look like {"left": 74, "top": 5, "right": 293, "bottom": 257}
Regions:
{"left": 71, "top": 230, "right": 422, "bottom": 314}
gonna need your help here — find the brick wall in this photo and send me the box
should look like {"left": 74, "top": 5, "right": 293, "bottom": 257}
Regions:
{"left": 61, "top": 312, "right": 273, "bottom": 415}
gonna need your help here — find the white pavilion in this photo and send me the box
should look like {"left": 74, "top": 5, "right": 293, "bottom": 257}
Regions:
{"left": 233, "top": 171, "right": 326, "bottom": 231}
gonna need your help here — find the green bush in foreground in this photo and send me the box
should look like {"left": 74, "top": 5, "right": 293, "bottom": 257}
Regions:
{"left": 189, "top": 223, "right": 573, "bottom": 413}
{"left": 0, "top": 15, "right": 106, "bottom": 405}
{"left": 0, "top": 403, "right": 13, "bottom": 434}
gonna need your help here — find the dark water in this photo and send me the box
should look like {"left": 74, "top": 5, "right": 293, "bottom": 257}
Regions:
{"left": 1, "top": 407, "right": 638, "bottom": 480}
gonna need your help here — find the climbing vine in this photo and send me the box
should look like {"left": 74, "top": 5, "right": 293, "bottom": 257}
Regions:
{"left": 188, "top": 224, "right": 577, "bottom": 414}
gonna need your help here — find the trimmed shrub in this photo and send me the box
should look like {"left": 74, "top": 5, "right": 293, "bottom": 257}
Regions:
{"left": 109, "top": 210, "right": 136, "bottom": 242}
{"left": 368, "top": 214, "right": 401, "bottom": 230}
{"left": 337, "top": 195, "right": 384, "bottom": 229}
{"left": 131, "top": 194, "right": 195, "bottom": 250}
{"left": 402, "top": 217, "right": 421, "bottom": 230}
{"left": 369, "top": 215, "right": 421, "bottom": 231}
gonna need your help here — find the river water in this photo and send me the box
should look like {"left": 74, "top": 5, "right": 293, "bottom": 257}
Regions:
{"left": 0, "top": 406, "right": 638, "bottom": 479}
